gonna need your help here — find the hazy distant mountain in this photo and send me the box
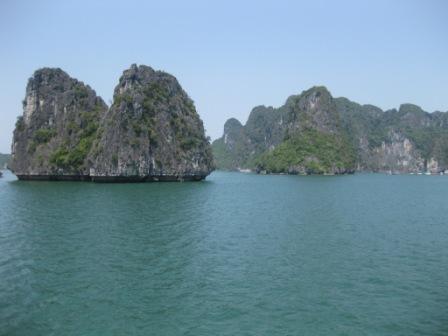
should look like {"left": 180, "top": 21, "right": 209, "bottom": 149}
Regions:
{"left": 212, "top": 87, "right": 448, "bottom": 174}
{"left": 0, "top": 153, "right": 11, "bottom": 168}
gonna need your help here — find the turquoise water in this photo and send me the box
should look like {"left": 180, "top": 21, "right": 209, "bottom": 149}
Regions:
{"left": 0, "top": 170, "right": 447, "bottom": 335}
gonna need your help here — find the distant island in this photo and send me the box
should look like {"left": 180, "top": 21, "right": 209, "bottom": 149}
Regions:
{"left": 212, "top": 86, "right": 448, "bottom": 175}
{"left": 0, "top": 153, "right": 10, "bottom": 169}
{"left": 10, "top": 65, "right": 214, "bottom": 182}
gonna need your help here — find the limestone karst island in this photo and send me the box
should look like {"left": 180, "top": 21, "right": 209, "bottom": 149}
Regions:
{"left": 10, "top": 65, "right": 214, "bottom": 182}
{"left": 7, "top": 66, "right": 448, "bottom": 181}
{"left": 212, "top": 87, "right": 448, "bottom": 175}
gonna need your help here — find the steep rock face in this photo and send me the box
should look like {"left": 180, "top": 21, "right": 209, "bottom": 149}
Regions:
{"left": 339, "top": 99, "right": 448, "bottom": 172}
{"left": 284, "top": 86, "right": 340, "bottom": 134}
{"left": 89, "top": 64, "right": 213, "bottom": 181}
{"left": 213, "top": 87, "right": 448, "bottom": 174}
{"left": 10, "top": 68, "right": 107, "bottom": 179}
{"left": 244, "top": 105, "right": 284, "bottom": 152}
{"left": 223, "top": 118, "right": 245, "bottom": 149}
{"left": 256, "top": 87, "right": 355, "bottom": 174}
{"left": 367, "top": 132, "right": 425, "bottom": 173}
{"left": 11, "top": 65, "right": 213, "bottom": 181}
{"left": 212, "top": 118, "right": 250, "bottom": 169}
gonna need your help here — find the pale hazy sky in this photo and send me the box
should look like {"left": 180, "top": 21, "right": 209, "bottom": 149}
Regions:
{"left": 1, "top": 0, "right": 447, "bottom": 153}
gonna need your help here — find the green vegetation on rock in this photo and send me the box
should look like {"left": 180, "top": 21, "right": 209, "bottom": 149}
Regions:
{"left": 211, "top": 138, "right": 235, "bottom": 170}
{"left": 86, "top": 64, "right": 214, "bottom": 179}
{"left": 50, "top": 107, "right": 102, "bottom": 171}
{"left": 34, "top": 127, "right": 56, "bottom": 144}
{"left": 15, "top": 117, "right": 25, "bottom": 132}
{"left": 8, "top": 65, "right": 210, "bottom": 180}
{"left": 10, "top": 68, "right": 109, "bottom": 177}
{"left": 213, "top": 87, "right": 448, "bottom": 174}
{"left": 256, "top": 129, "right": 356, "bottom": 174}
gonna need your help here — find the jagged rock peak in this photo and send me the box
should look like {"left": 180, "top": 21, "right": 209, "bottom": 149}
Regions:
{"left": 284, "top": 86, "right": 331, "bottom": 106}
{"left": 399, "top": 103, "right": 425, "bottom": 115}
{"left": 224, "top": 118, "right": 243, "bottom": 133}
{"left": 114, "top": 64, "right": 182, "bottom": 97}
{"left": 22, "top": 68, "right": 104, "bottom": 124}
{"left": 295, "top": 86, "right": 333, "bottom": 110}
{"left": 26, "top": 67, "right": 99, "bottom": 98}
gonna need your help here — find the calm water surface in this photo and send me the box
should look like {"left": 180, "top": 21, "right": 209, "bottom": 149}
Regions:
{"left": 0, "top": 170, "right": 447, "bottom": 335}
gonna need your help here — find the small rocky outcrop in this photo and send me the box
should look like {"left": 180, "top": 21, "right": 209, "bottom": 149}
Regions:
{"left": 10, "top": 65, "right": 213, "bottom": 181}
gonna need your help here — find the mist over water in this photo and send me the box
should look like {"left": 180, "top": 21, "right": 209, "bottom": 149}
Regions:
{"left": 1, "top": 171, "right": 447, "bottom": 335}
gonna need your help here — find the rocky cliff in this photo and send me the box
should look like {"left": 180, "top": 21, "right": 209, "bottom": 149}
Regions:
{"left": 10, "top": 68, "right": 107, "bottom": 180}
{"left": 11, "top": 65, "right": 213, "bottom": 181}
{"left": 338, "top": 99, "right": 448, "bottom": 173}
{"left": 89, "top": 65, "right": 213, "bottom": 181}
{"left": 213, "top": 87, "right": 448, "bottom": 174}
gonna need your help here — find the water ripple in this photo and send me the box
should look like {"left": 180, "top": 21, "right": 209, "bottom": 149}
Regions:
{"left": 0, "top": 171, "right": 448, "bottom": 335}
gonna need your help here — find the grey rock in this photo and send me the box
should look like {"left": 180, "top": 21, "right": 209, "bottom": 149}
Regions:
{"left": 89, "top": 64, "right": 213, "bottom": 181}
{"left": 10, "top": 65, "right": 213, "bottom": 182}
{"left": 10, "top": 68, "right": 107, "bottom": 179}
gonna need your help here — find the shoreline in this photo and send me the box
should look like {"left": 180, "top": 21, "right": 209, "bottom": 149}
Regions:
{"left": 14, "top": 174, "right": 208, "bottom": 183}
